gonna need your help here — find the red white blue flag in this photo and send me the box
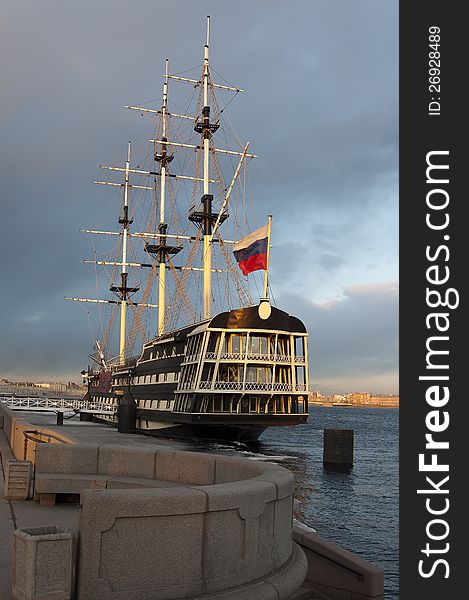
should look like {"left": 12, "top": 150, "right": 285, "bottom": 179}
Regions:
{"left": 233, "top": 224, "right": 269, "bottom": 276}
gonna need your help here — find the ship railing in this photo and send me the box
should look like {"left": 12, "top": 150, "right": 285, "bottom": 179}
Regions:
{"left": 198, "top": 381, "right": 298, "bottom": 392}
{"left": 203, "top": 353, "right": 305, "bottom": 363}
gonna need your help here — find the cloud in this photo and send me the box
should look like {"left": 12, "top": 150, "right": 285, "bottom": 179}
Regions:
{"left": 0, "top": 1, "right": 397, "bottom": 383}
{"left": 315, "top": 254, "right": 347, "bottom": 271}
{"left": 278, "top": 281, "right": 399, "bottom": 394}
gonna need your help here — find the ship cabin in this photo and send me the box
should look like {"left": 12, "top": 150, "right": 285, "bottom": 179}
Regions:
{"left": 174, "top": 305, "right": 309, "bottom": 421}
{"left": 107, "top": 305, "right": 308, "bottom": 437}
{"left": 111, "top": 322, "right": 199, "bottom": 415}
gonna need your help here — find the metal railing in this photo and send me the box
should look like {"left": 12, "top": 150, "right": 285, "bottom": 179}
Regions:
{"left": 0, "top": 396, "right": 116, "bottom": 414}
{"left": 22, "top": 429, "right": 68, "bottom": 461}
{"left": 197, "top": 381, "right": 299, "bottom": 392}
{"left": 204, "top": 352, "right": 305, "bottom": 363}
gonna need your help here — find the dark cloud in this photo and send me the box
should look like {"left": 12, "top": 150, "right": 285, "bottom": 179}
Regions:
{"left": 315, "top": 254, "right": 347, "bottom": 271}
{"left": 0, "top": 1, "right": 398, "bottom": 386}
{"left": 277, "top": 281, "right": 399, "bottom": 394}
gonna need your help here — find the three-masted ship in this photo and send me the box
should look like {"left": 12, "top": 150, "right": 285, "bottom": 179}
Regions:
{"left": 66, "top": 17, "right": 309, "bottom": 442}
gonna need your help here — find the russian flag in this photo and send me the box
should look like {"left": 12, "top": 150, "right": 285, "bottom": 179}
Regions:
{"left": 233, "top": 224, "right": 269, "bottom": 276}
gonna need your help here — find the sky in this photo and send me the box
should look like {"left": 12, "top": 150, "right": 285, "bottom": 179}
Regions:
{"left": 0, "top": 0, "right": 398, "bottom": 394}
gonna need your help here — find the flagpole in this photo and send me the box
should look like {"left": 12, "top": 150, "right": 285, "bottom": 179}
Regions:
{"left": 263, "top": 215, "right": 272, "bottom": 298}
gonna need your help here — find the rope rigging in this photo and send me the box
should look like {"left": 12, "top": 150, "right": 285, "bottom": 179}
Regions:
{"left": 73, "top": 50, "right": 268, "bottom": 367}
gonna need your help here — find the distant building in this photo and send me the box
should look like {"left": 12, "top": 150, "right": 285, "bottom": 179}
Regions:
{"left": 308, "top": 390, "right": 399, "bottom": 407}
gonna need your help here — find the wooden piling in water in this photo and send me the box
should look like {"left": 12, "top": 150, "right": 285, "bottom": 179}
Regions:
{"left": 323, "top": 428, "right": 354, "bottom": 469}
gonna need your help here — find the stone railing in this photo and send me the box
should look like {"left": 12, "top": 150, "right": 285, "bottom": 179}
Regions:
{"left": 0, "top": 402, "right": 74, "bottom": 463}
{"left": 34, "top": 443, "right": 307, "bottom": 600}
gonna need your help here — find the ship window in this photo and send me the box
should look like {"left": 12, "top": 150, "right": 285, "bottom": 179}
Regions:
{"left": 182, "top": 364, "right": 196, "bottom": 386}
{"left": 275, "top": 396, "right": 287, "bottom": 413}
{"left": 270, "top": 336, "right": 276, "bottom": 355}
{"left": 277, "top": 337, "right": 291, "bottom": 356}
{"left": 276, "top": 367, "right": 291, "bottom": 384}
{"left": 190, "top": 337, "right": 196, "bottom": 356}
{"left": 290, "top": 396, "right": 300, "bottom": 413}
{"left": 249, "top": 396, "right": 257, "bottom": 412}
{"left": 214, "top": 395, "right": 222, "bottom": 412}
{"left": 246, "top": 366, "right": 272, "bottom": 383}
{"left": 296, "top": 367, "right": 305, "bottom": 385}
{"left": 207, "top": 333, "right": 221, "bottom": 353}
{"left": 294, "top": 337, "right": 304, "bottom": 357}
{"left": 231, "top": 335, "right": 241, "bottom": 354}
{"left": 188, "top": 338, "right": 195, "bottom": 357}
{"left": 250, "top": 336, "right": 260, "bottom": 355}
{"left": 218, "top": 364, "right": 240, "bottom": 382}
{"left": 199, "top": 396, "right": 208, "bottom": 412}
{"left": 247, "top": 335, "right": 268, "bottom": 356}
{"left": 191, "top": 334, "right": 203, "bottom": 358}
{"left": 202, "top": 364, "right": 214, "bottom": 382}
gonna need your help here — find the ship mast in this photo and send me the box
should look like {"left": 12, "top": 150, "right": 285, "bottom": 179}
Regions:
{"left": 201, "top": 16, "right": 215, "bottom": 320}
{"left": 111, "top": 142, "right": 139, "bottom": 365}
{"left": 143, "top": 59, "right": 183, "bottom": 335}
{"left": 158, "top": 60, "right": 169, "bottom": 335}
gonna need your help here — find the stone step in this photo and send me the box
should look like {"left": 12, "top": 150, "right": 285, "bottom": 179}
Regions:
{"left": 288, "top": 585, "right": 317, "bottom": 600}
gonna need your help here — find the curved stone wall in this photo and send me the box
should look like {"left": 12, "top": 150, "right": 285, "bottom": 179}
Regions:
{"left": 34, "top": 444, "right": 306, "bottom": 600}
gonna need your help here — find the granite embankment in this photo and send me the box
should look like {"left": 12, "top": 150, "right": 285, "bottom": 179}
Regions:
{"left": 0, "top": 401, "right": 384, "bottom": 600}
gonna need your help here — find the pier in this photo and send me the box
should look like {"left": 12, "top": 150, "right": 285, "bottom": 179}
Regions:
{"left": 1, "top": 400, "right": 384, "bottom": 600}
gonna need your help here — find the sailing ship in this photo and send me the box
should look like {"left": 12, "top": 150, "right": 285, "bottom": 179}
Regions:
{"left": 65, "top": 17, "right": 309, "bottom": 442}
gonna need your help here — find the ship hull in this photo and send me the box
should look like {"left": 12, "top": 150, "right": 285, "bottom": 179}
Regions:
{"left": 138, "top": 410, "right": 308, "bottom": 442}
{"left": 87, "top": 305, "right": 310, "bottom": 443}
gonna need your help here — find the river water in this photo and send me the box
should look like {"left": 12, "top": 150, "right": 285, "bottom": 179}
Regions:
{"left": 196, "top": 405, "right": 399, "bottom": 599}
{"left": 14, "top": 402, "right": 399, "bottom": 597}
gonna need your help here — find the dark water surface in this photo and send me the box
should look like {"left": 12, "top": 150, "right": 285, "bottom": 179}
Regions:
{"left": 20, "top": 404, "right": 398, "bottom": 597}
{"left": 195, "top": 406, "right": 399, "bottom": 600}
